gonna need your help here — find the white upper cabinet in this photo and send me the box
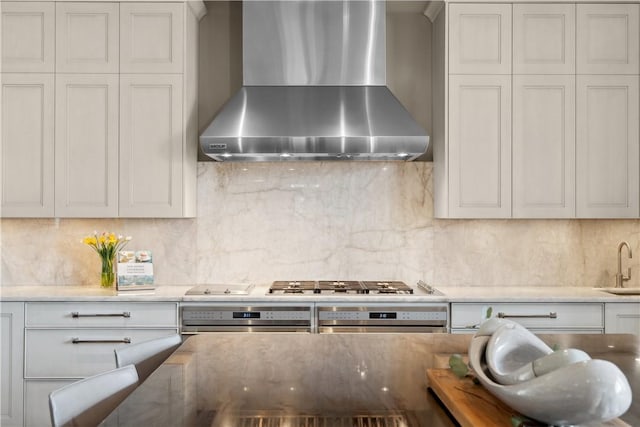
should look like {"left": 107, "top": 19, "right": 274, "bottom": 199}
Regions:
{"left": 577, "top": 4, "right": 639, "bottom": 75}
{"left": 55, "top": 2, "right": 119, "bottom": 73}
{"left": 513, "top": 75, "right": 575, "bottom": 218}
{"left": 513, "top": 4, "right": 575, "bottom": 75}
{"left": 119, "top": 74, "right": 184, "bottom": 217}
{"left": 120, "top": 2, "right": 184, "bottom": 74}
{"left": 435, "top": 2, "right": 640, "bottom": 219}
{"left": 1, "top": 1, "right": 201, "bottom": 218}
{"left": 1, "top": 74, "right": 55, "bottom": 217}
{"left": 1, "top": 2, "right": 55, "bottom": 73}
{"left": 576, "top": 75, "right": 639, "bottom": 218}
{"left": 448, "top": 3, "right": 511, "bottom": 75}
{"left": 55, "top": 74, "right": 119, "bottom": 217}
{"left": 448, "top": 74, "right": 512, "bottom": 218}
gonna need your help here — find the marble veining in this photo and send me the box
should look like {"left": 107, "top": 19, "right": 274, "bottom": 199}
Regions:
{"left": 2, "top": 162, "right": 640, "bottom": 288}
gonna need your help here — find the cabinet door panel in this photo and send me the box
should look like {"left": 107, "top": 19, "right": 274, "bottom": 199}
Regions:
{"left": 24, "top": 380, "right": 71, "bottom": 427}
{"left": 449, "top": 75, "right": 511, "bottom": 218}
{"left": 513, "top": 75, "right": 575, "bottom": 218}
{"left": 1, "top": 74, "right": 55, "bottom": 217}
{"left": 55, "top": 74, "right": 119, "bottom": 217}
{"left": 120, "top": 2, "right": 184, "bottom": 74}
{"left": 576, "top": 75, "right": 639, "bottom": 218}
{"left": 120, "top": 74, "right": 183, "bottom": 217}
{"left": 577, "top": 4, "right": 639, "bottom": 75}
{"left": 605, "top": 303, "right": 640, "bottom": 335}
{"left": 56, "top": 2, "right": 119, "bottom": 73}
{"left": 1, "top": 2, "right": 55, "bottom": 72}
{"left": 449, "top": 3, "right": 511, "bottom": 75}
{"left": 1, "top": 303, "right": 24, "bottom": 427}
{"left": 513, "top": 4, "right": 575, "bottom": 75}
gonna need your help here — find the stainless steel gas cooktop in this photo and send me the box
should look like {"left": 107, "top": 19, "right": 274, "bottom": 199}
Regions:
{"left": 268, "top": 280, "right": 415, "bottom": 295}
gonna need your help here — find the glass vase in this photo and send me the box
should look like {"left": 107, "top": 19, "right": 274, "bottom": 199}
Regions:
{"left": 100, "top": 255, "right": 115, "bottom": 288}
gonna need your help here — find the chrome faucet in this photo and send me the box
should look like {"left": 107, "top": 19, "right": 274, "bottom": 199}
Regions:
{"left": 616, "top": 241, "right": 633, "bottom": 288}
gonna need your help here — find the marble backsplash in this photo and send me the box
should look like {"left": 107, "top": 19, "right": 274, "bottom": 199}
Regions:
{"left": 2, "top": 162, "right": 640, "bottom": 288}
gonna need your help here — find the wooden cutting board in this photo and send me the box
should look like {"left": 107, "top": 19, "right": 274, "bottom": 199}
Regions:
{"left": 426, "top": 368, "right": 630, "bottom": 427}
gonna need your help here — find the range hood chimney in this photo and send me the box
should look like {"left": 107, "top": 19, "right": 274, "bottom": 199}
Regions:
{"left": 200, "top": 0, "right": 430, "bottom": 162}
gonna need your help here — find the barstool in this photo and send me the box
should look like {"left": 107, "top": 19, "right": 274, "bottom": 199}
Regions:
{"left": 49, "top": 364, "right": 139, "bottom": 427}
{"left": 114, "top": 334, "right": 182, "bottom": 382}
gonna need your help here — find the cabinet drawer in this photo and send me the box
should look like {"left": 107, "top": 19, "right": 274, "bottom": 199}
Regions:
{"left": 25, "top": 302, "right": 177, "bottom": 327}
{"left": 451, "top": 303, "right": 603, "bottom": 330}
{"left": 25, "top": 328, "right": 177, "bottom": 377}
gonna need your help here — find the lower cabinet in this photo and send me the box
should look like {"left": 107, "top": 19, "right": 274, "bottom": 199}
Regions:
{"left": 450, "top": 302, "right": 604, "bottom": 333}
{"left": 24, "top": 380, "right": 71, "bottom": 427}
{"left": 605, "top": 303, "right": 640, "bottom": 335}
{"left": 23, "top": 301, "right": 179, "bottom": 426}
{"left": 1, "top": 302, "right": 24, "bottom": 427}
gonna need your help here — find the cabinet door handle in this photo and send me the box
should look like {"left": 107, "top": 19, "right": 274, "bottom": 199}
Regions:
{"left": 498, "top": 312, "right": 557, "bottom": 319}
{"left": 71, "top": 337, "right": 131, "bottom": 344}
{"left": 71, "top": 311, "right": 131, "bottom": 318}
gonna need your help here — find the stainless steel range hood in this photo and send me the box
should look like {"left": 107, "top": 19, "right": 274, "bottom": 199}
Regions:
{"left": 200, "top": 0, "right": 430, "bottom": 162}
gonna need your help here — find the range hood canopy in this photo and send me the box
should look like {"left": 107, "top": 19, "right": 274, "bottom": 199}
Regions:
{"left": 200, "top": 0, "right": 430, "bottom": 162}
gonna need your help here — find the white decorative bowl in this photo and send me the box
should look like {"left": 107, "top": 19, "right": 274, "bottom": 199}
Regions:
{"left": 469, "top": 318, "right": 632, "bottom": 426}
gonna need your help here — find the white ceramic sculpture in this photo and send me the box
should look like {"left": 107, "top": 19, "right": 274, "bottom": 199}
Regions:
{"left": 468, "top": 318, "right": 632, "bottom": 426}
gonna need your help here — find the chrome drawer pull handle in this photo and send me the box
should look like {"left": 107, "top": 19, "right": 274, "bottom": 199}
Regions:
{"left": 498, "top": 312, "right": 557, "bottom": 319}
{"left": 71, "top": 312, "right": 131, "bottom": 318}
{"left": 71, "top": 337, "right": 132, "bottom": 344}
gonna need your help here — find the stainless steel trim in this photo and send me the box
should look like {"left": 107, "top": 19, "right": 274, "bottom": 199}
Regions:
{"left": 318, "top": 306, "right": 447, "bottom": 312}
{"left": 319, "top": 319, "right": 447, "bottom": 327}
{"left": 71, "top": 337, "right": 132, "bottom": 344}
{"left": 497, "top": 312, "right": 558, "bottom": 319}
{"left": 182, "top": 326, "right": 312, "bottom": 333}
{"left": 71, "top": 311, "right": 131, "bottom": 318}
{"left": 181, "top": 305, "right": 313, "bottom": 333}
{"left": 316, "top": 305, "right": 448, "bottom": 333}
{"left": 318, "top": 326, "right": 447, "bottom": 333}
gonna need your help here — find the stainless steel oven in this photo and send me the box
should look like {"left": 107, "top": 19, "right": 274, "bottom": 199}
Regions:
{"left": 181, "top": 304, "right": 313, "bottom": 333}
{"left": 317, "top": 304, "right": 448, "bottom": 333}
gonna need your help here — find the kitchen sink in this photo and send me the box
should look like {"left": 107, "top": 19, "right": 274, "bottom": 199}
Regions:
{"left": 598, "top": 287, "right": 640, "bottom": 295}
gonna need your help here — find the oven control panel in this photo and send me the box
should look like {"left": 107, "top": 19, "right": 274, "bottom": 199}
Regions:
{"left": 183, "top": 307, "right": 312, "bottom": 322}
{"left": 316, "top": 304, "right": 448, "bottom": 332}
{"left": 181, "top": 305, "right": 313, "bottom": 333}
{"left": 318, "top": 309, "right": 446, "bottom": 322}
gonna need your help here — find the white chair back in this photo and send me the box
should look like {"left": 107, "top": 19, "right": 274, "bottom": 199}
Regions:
{"left": 114, "top": 334, "right": 182, "bottom": 382}
{"left": 49, "top": 364, "right": 138, "bottom": 427}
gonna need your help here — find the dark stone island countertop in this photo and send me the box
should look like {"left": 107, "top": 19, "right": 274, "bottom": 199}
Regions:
{"left": 104, "top": 333, "right": 640, "bottom": 427}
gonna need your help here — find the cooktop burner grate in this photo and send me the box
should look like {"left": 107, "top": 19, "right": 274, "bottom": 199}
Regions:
{"left": 269, "top": 281, "right": 415, "bottom": 295}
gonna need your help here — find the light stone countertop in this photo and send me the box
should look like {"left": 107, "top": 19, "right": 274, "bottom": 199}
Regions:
{"left": 437, "top": 286, "right": 640, "bottom": 303}
{"left": 1, "top": 284, "right": 639, "bottom": 303}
